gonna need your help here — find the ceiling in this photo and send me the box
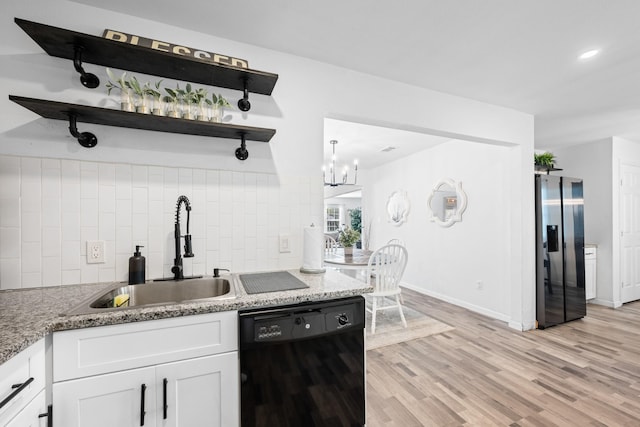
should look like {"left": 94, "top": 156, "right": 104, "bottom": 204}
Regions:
{"left": 73, "top": 0, "right": 640, "bottom": 154}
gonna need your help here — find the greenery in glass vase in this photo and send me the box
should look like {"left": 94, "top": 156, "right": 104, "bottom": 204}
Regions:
{"left": 338, "top": 227, "right": 361, "bottom": 248}
{"left": 105, "top": 68, "right": 129, "bottom": 95}
{"left": 210, "top": 93, "right": 232, "bottom": 108}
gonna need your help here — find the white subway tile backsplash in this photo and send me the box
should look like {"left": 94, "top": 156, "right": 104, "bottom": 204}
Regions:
{"left": 22, "top": 272, "right": 42, "bottom": 288}
{"left": 132, "top": 165, "right": 148, "bottom": 187}
{"left": 98, "top": 267, "right": 115, "bottom": 283}
{"left": 0, "top": 259, "right": 21, "bottom": 290}
{"left": 80, "top": 263, "right": 99, "bottom": 283}
{"left": 99, "top": 163, "right": 116, "bottom": 185}
{"left": 42, "top": 169, "right": 62, "bottom": 199}
{"left": 0, "top": 227, "right": 20, "bottom": 259}
{"left": 80, "top": 198, "right": 99, "bottom": 228}
{"left": 42, "top": 159, "right": 61, "bottom": 170}
{"left": 61, "top": 212, "right": 81, "bottom": 241}
{"left": 21, "top": 242, "right": 41, "bottom": 273}
{"left": 21, "top": 212, "right": 41, "bottom": 243}
{"left": 41, "top": 198, "right": 61, "bottom": 228}
{"left": 115, "top": 164, "right": 132, "bottom": 200}
{"left": 61, "top": 269, "right": 81, "bottom": 286}
{"left": 0, "top": 199, "right": 20, "bottom": 228}
{"left": 116, "top": 199, "right": 132, "bottom": 227}
{"left": 42, "top": 227, "right": 61, "bottom": 257}
{"left": 42, "top": 257, "right": 61, "bottom": 287}
{"left": 116, "top": 226, "right": 132, "bottom": 254}
{"left": 1, "top": 155, "right": 318, "bottom": 289}
{"left": 99, "top": 185, "right": 116, "bottom": 213}
{"left": 61, "top": 240, "right": 80, "bottom": 270}
{"left": 99, "top": 212, "right": 116, "bottom": 241}
{"left": 132, "top": 188, "right": 148, "bottom": 214}
{"left": 80, "top": 167, "right": 98, "bottom": 200}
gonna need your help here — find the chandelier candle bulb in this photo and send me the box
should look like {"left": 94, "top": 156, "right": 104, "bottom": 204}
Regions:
{"left": 324, "top": 139, "right": 359, "bottom": 187}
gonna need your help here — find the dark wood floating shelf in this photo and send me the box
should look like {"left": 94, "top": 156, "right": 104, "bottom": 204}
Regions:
{"left": 534, "top": 164, "right": 563, "bottom": 174}
{"left": 14, "top": 18, "right": 278, "bottom": 96}
{"left": 9, "top": 95, "right": 276, "bottom": 142}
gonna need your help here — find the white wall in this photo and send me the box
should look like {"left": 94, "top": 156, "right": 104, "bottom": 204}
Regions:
{"left": 363, "top": 140, "right": 512, "bottom": 321}
{"left": 0, "top": 0, "right": 535, "bottom": 328}
{"left": 554, "top": 139, "right": 613, "bottom": 305}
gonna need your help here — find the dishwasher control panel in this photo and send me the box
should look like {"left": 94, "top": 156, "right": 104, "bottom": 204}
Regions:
{"left": 239, "top": 296, "right": 365, "bottom": 345}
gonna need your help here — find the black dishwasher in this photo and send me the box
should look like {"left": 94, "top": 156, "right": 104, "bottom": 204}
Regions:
{"left": 239, "top": 296, "right": 365, "bottom": 427}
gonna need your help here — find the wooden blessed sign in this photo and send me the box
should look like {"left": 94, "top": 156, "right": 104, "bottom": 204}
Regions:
{"left": 102, "top": 29, "right": 249, "bottom": 69}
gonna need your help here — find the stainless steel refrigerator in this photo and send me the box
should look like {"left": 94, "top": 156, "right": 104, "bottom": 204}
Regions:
{"left": 535, "top": 174, "right": 586, "bottom": 329}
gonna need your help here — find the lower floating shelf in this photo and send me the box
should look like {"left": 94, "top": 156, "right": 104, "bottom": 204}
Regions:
{"left": 9, "top": 95, "right": 276, "bottom": 143}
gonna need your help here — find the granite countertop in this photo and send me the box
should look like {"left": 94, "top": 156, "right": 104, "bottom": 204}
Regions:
{"left": 0, "top": 268, "right": 372, "bottom": 365}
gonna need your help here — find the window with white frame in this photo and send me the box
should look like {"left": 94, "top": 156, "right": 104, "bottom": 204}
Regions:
{"left": 326, "top": 206, "right": 340, "bottom": 232}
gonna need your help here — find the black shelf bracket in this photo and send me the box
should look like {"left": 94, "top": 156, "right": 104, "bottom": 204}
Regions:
{"left": 235, "top": 133, "right": 249, "bottom": 160}
{"left": 68, "top": 113, "right": 97, "bottom": 147}
{"left": 72, "top": 46, "right": 99, "bottom": 89}
{"left": 238, "top": 80, "right": 251, "bottom": 112}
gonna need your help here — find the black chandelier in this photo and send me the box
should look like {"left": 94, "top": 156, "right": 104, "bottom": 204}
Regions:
{"left": 323, "top": 140, "right": 358, "bottom": 187}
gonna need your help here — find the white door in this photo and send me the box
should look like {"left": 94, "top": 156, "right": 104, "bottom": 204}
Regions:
{"left": 620, "top": 163, "right": 640, "bottom": 303}
{"left": 53, "top": 366, "right": 157, "bottom": 427}
{"left": 157, "top": 353, "right": 239, "bottom": 427}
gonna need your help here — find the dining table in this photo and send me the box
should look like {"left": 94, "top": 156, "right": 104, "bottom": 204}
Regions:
{"left": 324, "top": 248, "right": 373, "bottom": 270}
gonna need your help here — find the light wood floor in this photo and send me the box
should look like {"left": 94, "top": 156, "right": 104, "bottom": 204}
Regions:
{"left": 366, "top": 289, "right": 640, "bottom": 426}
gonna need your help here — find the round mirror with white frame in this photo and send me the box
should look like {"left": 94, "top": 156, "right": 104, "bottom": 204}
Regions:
{"left": 427, "top": 178, "right": 467, "bottom": 227}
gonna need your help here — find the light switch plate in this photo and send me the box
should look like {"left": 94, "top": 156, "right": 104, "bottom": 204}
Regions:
{"left": 279, "top": 234, "right": 291, "bottom": 253}
{"left": 86, "top": 240, "right": 106, "bottom": 264}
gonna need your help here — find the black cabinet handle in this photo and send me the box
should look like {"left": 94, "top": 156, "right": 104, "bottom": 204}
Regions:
{"left": 38, "top": 404, "right": 53, "bottom": 427}
{"left": 163, "top": 378, "right": 168, "bottom": 419}
{"left": 0, "top": 377, "right": 34, "bottom": 410}
{"left": 140, "top": 383, "right": 146, "bottom": 426}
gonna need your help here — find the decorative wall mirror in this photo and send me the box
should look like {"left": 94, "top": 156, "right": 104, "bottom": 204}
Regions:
{"left": 386, "top": 190, "right": 410, "bottom": 226}
{"left": 427, "top": 179, "right": 467, "bottom": 227}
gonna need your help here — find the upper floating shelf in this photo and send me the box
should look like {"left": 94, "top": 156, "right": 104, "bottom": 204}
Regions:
{"left": 9, "top": 95, "right": 276, "bottom": 142}
{"left": 14, "top": 18, "right": 278, "bottom": 96}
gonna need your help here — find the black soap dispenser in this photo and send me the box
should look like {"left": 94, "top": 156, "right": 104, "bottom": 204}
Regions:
{"left": 128, "top": 245, "right": 146, "bottom": 285}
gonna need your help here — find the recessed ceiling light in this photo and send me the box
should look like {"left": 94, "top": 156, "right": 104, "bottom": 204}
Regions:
{"left": 380, "top": 146, "right": 396, "bottom": 152}
{"left": 579, "top": 49, "right": 599, "bottom": 60}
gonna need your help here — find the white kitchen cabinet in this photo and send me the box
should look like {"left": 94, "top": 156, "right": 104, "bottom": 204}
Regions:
{"left": 52, "top": 311, "right": 239, "bottom": 427}
{"left": 0, "top": 340, "right": 46, "bottom": 426}
{"left": 157, "top": 353, "right": 238, "bottom": 427}
{"left": 53, "top": 366, "right": 157, "bottom": 427}
{"left": 4, "top": 389, "right": 47, "bottom": 427}
{"left": 585, "top": 246, "right": 597, "bottom": 300}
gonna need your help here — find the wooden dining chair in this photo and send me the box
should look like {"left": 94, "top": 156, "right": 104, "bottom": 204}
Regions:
{"left": 366, "top": 244, "right": 408, "bottom": 334}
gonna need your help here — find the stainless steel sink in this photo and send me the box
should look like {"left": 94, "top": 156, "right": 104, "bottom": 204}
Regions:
{"left": 66, "top": 277, "right": 236, "bottom": 315}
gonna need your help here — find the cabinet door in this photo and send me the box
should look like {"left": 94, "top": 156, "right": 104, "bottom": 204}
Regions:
{"left": 3, "top": 390, "right": 47, "bottom": 427}
{"left": 157, "top": 353, "right": 239, "bottom": 427}
{"left": 53, "top": 367, "right": 157, "bottom": 427}
{"left": 585, "top": 257, "right": 597, "bottom": 300}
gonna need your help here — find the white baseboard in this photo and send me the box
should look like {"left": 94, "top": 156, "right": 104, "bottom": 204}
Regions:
{"left": 400, "top": 281, "right": 511, "bottom": 325}
{"left": 590, "top": 298, "right": 621, "bottom": 308}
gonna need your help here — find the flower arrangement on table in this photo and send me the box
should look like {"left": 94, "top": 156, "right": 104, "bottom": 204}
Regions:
{"left": 338, "top": 227, "right": 361, "bottom": 248}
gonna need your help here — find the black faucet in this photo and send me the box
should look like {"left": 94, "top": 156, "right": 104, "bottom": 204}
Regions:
{"left": 171, "top": 195, "right": 194, "bottom": 280}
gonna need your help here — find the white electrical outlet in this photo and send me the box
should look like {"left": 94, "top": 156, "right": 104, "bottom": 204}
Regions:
{"left": 476, "top": 280, "right": 484, "bottom": 290}
{"left": 86, "top": 240, "right": 106, "bottom": 264}
{"left": 279, "top": 234, "right": 291, "bottom": 253}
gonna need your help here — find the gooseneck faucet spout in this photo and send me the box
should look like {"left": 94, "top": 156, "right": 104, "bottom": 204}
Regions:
{"left": 171, "top": 195, "right": 194, "bottom": 280}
